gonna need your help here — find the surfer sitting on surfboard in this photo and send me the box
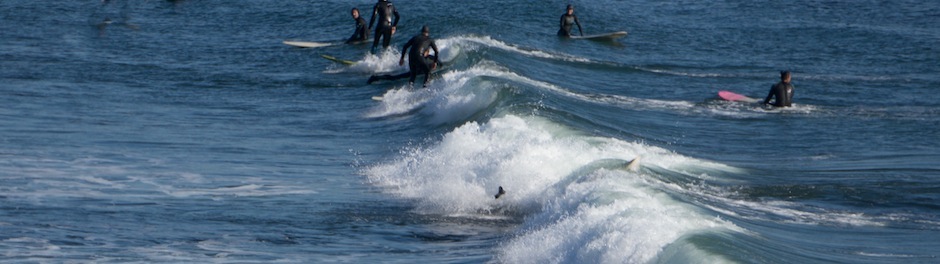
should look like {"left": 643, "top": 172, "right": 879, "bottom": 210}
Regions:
{"left": 763, "top": 70, "right": 795, "bottom": 107}
{"left": 558, "top": 5, "right": 583, "bottom": 37}
{"left": 346, "top": 8, "right": 369, "bottom": 44}
{"left": 398, "top": 25, "right": 439, "bottom": 87}
{"left": 368, "top": 0, "right": 400, "bottom": 54}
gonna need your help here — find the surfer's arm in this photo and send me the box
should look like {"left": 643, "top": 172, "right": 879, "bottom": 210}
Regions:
{"left": 347, "top": 23, "right": 362, "bottom": 43}
{"left": 763, "top": 85, "right": 774, "bottom": 105}
{"left": 368, "top": 5, "right": 377, "bottom": 29}
{"left": 430, "top": 41, "right": 440, "bottom": 69}
{"left": 430, "top": 42, "right": 439, "bottom": 63}
{"left": 391, "top": 6, "right": 400, "bottom": 27}
{"left": 399, "top": 38, "right": 413, "bottom": 65}
{"left": 574, "top": 15, "right": 583, "bottom": 36}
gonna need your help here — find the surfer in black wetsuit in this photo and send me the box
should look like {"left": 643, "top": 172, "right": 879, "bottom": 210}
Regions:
{"left": 558, "top": 5, "right": 583, "bottom": 37}
{"left": 366, "top": 55, "right": 437, "bottom": 84}
{"left": 368, "top": 0, "right": 400, "bottom": 54}
{"left": 399, "top": 26, "right": 439, "bottom": 87}
{"left": 763, "top": 71, "right": 795, "bottom": 107}
{"left": 346, "top": 8, "right": 369, "bottom": 44}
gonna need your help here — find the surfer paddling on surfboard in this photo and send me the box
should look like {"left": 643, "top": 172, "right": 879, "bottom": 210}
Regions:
{"left": 368, "top": 0, "right": 400, "bottom": 54}
{"left": 398, "top": 26, "right": 440, "bottom": 87}
{"left": 558, "top": 5, "right": 583, "bottom": 37}
{"left": 347, "top": 8, "right": 370, "bottom": 44}
{"left": 763, "top": 70, "right": 795, "bottom": 107}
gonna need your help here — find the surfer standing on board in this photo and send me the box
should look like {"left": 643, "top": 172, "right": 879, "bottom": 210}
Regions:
{"left": 347, "top": 8, "right": 369, "bottom": 44}
{"left": 558, "top": 5, "right": 583, "bottom": 37}
{"left": 399, "top": 26, "right": 440, "bottom": 87}
{"left": 763, "top": 71, "right": 795, "bottom": 107}
{"left": 368, "top": 0, "right": 400, "bottom": 54}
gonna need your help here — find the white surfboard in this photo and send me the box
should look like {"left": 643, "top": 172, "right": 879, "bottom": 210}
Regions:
{"left": 283, "top": 41, "right": 333, "bottom": 48}
{"left": 321, "top": 54, "right": 357, "bottom": 65}
{"left": 570, "top": 31, "right": 628, "bottom": 41}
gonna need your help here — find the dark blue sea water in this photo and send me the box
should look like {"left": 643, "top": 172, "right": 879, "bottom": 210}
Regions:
{"left": 2, "top": 0, "right": 939, "bottom": 263}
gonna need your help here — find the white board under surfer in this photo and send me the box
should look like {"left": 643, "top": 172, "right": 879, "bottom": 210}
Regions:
{"left": 569, "top": 31, "right": 628, "bottom": 41}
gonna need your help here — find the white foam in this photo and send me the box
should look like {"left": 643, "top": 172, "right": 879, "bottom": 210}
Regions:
{"left": 2, "top": 237, "right": 62, "bottom": 259}
{"left": 496, "top": 171, "right": 731, "bottom": 263}
{"left": 634, "top": 66, "right": 738, "bottom": 78}
{"left": 329, "top": 49, "right": 408, "bottom": 75}
{"left": 445, "top": 35, "right": 592, "bottom": 63}
{"left": 365, "top": 63, "right": 504, "bottom": 124}
{"left": 0, "top": 154, "right": 316, "bottom": 203}
{"left": 324, "top": 39, "right": 461, "bottom": 75}
{"left": 363, "top": 114, "right": 740, "bottom": 262}
{"left": 688, "top": 184, "right": 890, "bottom": 227}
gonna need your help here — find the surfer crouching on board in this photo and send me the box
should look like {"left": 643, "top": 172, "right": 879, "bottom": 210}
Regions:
{"left": 399, "top": 26, "right": 439, "bottom": 87}
{"left": 368, "top": 0, "right": 400, "bottom": 54}
{"left": 763, "top": 70, "right": 795, "bottom": 107}
{"left": 558, "top": 5, "right": 583, "bottom": 37}
{"left": 346, "top": 8, "right": 369, "bottom": 44}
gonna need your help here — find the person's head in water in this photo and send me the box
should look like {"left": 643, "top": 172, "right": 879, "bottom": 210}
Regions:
{"left": 780, "top": 70, "right": 791, "bottom": 84}
{"left": 421, "top": 25, "right": 429, "bottom": 36}
{"left": 566, "top": 5, "right": 574, "bottom": 15}
{"left": 351, "top": 8, "right": 360, "bottom": 19}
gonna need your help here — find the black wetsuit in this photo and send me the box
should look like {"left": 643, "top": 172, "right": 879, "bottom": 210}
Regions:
{"left": 763, "top": 81, "right": 794, "bottom": 107}
{"left": 369, "top": 0, "right": 400, "bottom": 53}
{"left": 400, "top": 34, "right": 439, "bottom": 86}
{"left": 366, "top": 55, "right": 437, "bottom": 84}
{"left": 347, "top": 16, "right": 369, "bottom": 44}
{"left": 558, "top": 13, "right": 583, "bottom": 37}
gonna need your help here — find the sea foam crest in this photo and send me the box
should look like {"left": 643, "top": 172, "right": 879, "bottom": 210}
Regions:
{"left": 364, "top": 63, "right": 506, "bottom": 123}
{"left": 363, "top": 114, "right": 739, "bottom": 262}
{"left": 437, "top": 35, "right": 591, "bottom": 63}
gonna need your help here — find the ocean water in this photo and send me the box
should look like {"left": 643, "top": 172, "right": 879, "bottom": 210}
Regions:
{"left": 2, "top": 0, "right": 939, "bottom": 263}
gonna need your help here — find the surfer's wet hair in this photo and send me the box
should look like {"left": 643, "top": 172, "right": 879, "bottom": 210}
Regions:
{"left": 780, "top": 70, "right": 791, "bottom": 78}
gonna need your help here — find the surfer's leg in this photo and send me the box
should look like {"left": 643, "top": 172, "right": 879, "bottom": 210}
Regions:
{"left": 408, "top": 71, "right": 417, "bottom": 85}
{"left": 371, "top": 27, "right": 382, "bottom": 54}
{"left": 391, "top": 72, "right": 409, "bottom": 81}
{"left": 367, "top": 75, "right": 380, "bottom": 84}
{"left": 381, "top": 28, "right": 392, "bottom": 49}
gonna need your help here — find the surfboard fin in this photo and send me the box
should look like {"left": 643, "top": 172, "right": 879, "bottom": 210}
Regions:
{"left": 626, "top": 157, "right": 641, "bottom": 172}
{"left": 494, "top": 186, "right": 506, "bottom": 199}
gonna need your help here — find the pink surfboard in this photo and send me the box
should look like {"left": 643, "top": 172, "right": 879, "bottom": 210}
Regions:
{"left": 718, "top": 90, "right": 759, "bottom": 103}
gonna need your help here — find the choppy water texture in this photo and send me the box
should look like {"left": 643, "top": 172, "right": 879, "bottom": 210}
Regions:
{"left": 2, "top": 0, "right": 939, "bottom": 263}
